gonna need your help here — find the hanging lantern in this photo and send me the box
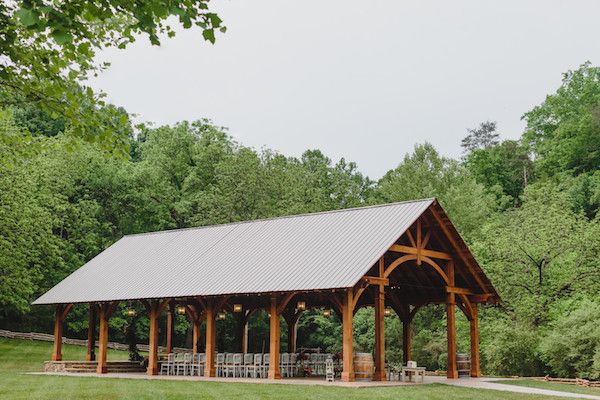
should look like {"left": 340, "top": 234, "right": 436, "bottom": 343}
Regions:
{"left": 126, "top": 307, "right": 136, "bottom": 317}
{"left": 217, "top": 312, "right": 226, "bottom": 320}
{"left": 384, "top": 307, "right": 393, "bottom": 317}
{"left": 297, "top": 301, "right": 306, "bottom": 311}
{"left": 177, "top": 305, "right": 186, "bottom": 315}
{"left": 233, "top": 304, "right": 242, "bottom": 313}
{"left": 322, "top": 308, "right": 331, "bottom": 318}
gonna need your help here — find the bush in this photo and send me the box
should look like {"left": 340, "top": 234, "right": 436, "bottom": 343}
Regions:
{"left": 482, "top": 319, "right": 544, "bottom": 377}
{"left": 539, "top": 299, "right": 600, "bottom": 379}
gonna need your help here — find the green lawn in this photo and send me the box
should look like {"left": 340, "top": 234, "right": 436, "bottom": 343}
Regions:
{"left": 496, "top": 379, "right": 600, "bottom": 397}
{"left": 0, "top": 338, "right": 577, "bottom": 400}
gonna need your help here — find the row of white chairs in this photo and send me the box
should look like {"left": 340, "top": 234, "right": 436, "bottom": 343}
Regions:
{"left": 160, "top": 352, "right": 205, "bottom": 376}
{"left": 159, "top": 352, "right": 334, "bottom": 378}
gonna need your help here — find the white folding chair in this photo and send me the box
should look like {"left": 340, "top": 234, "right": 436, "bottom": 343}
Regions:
{"left": 224, "top": 353, "right": 234, "bottom": 377}
{"left": 289, "top": 353, "right": 298, "bottom": 377}
{"left": 280, "top": 353, "right": 289, "bottom": 377}
{"left": 262, "top": 354, "right": 270, "bottom": 379}
{"left": 175, "top": 353, "right": 191, "bottom": 375}
{"left": 197, "top": 353, "right": 206, "bottom": 376}
{"left": 160, "top": 353, "right": 175, "bottom": 375}
{"left": 216, "top": 353, "right": 225, "bottom": 377}
{"left": 325, "top": 358, "right": 334, "bottom": 382}
{"left": 248, "top": 353, "right": 262, "bottom": 378}
{"left": 243, "top": 353, "right": 254, "bottom": 378}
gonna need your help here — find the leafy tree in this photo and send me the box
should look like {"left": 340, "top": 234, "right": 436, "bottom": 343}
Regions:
{"left": 1, "top": 0, "right": 224, "bottom": 150}
{"left": 523, "top": 62, "right": 600, "bottom": 176}
{"left": 375, "top": 143, "right": 497, "bottom": 242}
{"left": 473, "top": 182, "right": 600, "bottom": 326}
{"left": 464, "top": 140, "right": 533, "bottom": 205}
{"left": 461, "top": 120, "right": 500, "bottom": 153}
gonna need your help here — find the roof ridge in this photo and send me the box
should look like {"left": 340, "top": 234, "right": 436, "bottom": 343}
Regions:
{"left": 124, "top": 198, "right": 437, "bottom": 238}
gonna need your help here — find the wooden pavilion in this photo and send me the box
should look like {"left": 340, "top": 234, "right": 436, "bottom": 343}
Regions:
{"left": 33, "top": 199, "right": 499, "bottom": 381}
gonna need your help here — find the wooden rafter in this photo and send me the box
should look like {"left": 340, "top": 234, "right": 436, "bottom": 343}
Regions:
{"left": 428, "top": 204, "right": 489, "bottom": 293}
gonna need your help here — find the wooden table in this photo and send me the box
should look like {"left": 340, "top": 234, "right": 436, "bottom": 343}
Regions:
{"left": 400, "top": 366, "right": 426, "bottom": 383}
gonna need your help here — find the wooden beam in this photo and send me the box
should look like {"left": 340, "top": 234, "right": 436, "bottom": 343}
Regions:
{"left": 402, "top": 320, "right": 411, "bottom": 364}
{"left": 373, "top": 283, "right": 386, "bottom": 381}
{"left": 361, "top": 276, "right": 389, "bottom": 286}
{"left": 389, "top": 244, "right": 452, "bottom": 260}
{"left": 86, "top": 303, "right": 96, "bottom": 362}
{"left": 446, "top": 261, "right": 458, "bottom": 379}
{"left": 268, "top": 294, "right": 281, "bottom": 379}
{"left": 52, "top": 304, "right": 70, "bottom": 361}
{"left": 166, "top": 303, "right": 175, "bottom": 354}
{"left": 470, "top": 303, "right": 481, "bottom": 377}
{"left": 341, "top": 289, "right": 355, "bottom": 382}
{"left": 446, "top": 286, "right": 473, "bottom": 295}
{"left": 428, "top": 205, "right": 489, "bottom": 292}
{"left": 147, "top": 300, "right": 162, "bottom": 375}
{"left": 417, "top": 219, "right": 422, "bottom": 265}
{"left": 96, "top": 303, "right": 110, "bottom": 373}
{"left": 469, "top": 294, "right": 492, "bottom": 303}
{"left": 204, "top": 301, "right": 216, "bottom": 377}
{"left": 406, "top": 228, "right": 417, "bottom": 247}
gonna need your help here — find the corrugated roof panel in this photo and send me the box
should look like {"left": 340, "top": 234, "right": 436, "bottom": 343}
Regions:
{"left": 33, "top": 199, "right": 434, "bottom": 305}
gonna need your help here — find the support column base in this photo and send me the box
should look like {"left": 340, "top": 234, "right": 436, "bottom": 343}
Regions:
{"left": 341, "top": 371, "right": 355, "bottom": 382}
{"left": 447, "top": 370, "right": 458, "bottom": 379}
{"left": 96, "top": 366, "right": 107, "bottom": 374}
{"left": 268, "top": 369, "right": 281, "bottom": 380}
{"left": 204, "top": 368, "right": 216, "bottom": 378}
{"left": 147, "top": 367, "right": 158, "bottom": 376}
{"left": 372, "top": 371, "right": 387, "bottom": 381}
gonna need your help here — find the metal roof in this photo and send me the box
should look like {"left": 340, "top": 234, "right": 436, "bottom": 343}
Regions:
{"left": 33, "top": 199, "right": 439, "bottom": 305}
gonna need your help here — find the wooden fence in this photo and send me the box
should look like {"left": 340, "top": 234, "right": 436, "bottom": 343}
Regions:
{"left": 0, "top": 329, "right": 191, "bottom": 353}
{"left": 530, "top": 376, "right": 600, "bottom": 388}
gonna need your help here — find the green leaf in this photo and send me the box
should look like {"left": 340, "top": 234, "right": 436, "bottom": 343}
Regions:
{"left": 208, "top": 14, "right": 222, "bottom": 27}
{"left": 51, "top": 30, "right": 73, "bottom": 45}
{"left": 202, "top": 29, "right": 215, "bottom": 44}
{"left": 15, "top": 8, "right": 39, "bottom": 27}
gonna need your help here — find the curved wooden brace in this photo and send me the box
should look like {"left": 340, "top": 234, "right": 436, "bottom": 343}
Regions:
{"left": 277, "top": 292, "right": 297, "bottom": 315}
{"left": 351, "top": 284, "right": 368, "bottom": 310}
{"left": 458, "top": 294, "right": 474, "bottom": 321}
{"left": 384, "top": 254, "right": 450, "bottom": 285}
{"left": 408, "top": 304, "right": 422, "bottom": 322}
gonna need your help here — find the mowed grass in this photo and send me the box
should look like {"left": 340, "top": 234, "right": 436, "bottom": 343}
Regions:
{"left": 496, "top": 379, "right": 600, "bottom": 397}
{"left": 0, "top": 338, "right": 576, "bottom": 400}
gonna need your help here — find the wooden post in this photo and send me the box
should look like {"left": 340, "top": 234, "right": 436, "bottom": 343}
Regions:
{"left": 192, "top": 319, "right": 200, "bottom": 354}
{"left": 86, "top": 303, "right": 97, "bottom": 362}
{"left": 446, "top": 261, "right": 458, "bottom": 379}
{"left": 204, "top": 302, "right": 216, "bottom": 377}
{"left": 373, "top": 257, "right": 386, "bottom": 381}
{"left": 402, "top": 320, "right": 411, "bottom": 364}
{"left": 470, "top": 303, "right": 481, "bottom": 377}
{"left": 241, "top": 321, "right": 249, "bottom": 353}
{"left": 52, "top": 304, "right": 71, "bottom": 361}
{"left": 287, "top": 318, "right": 297, "bottom": 354}
{"left": 166, "top": 304, "right": 175, "bottom": 354}
{"left": 236, "top": 312, "right": 248, "bottom": 353}
{"left": 97, "top": 304, "right": 109, "bottom": 374}
{"left": 268, "top": 294, "right": 281, "bottom": 380}
{"left": 147, "top": 301, "right": 160, "bottom": 376}
{"left": 341, "top": 289, "right": 355, "bottom": 382}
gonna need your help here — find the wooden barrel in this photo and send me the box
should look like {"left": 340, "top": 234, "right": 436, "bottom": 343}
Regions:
{"left": 353, "top": 352, "right": 374, "bottom": 381}
{"left": 456, "top": 353, "right": 471, "bottom": 377}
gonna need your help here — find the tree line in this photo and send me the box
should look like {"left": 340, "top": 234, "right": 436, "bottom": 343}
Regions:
{"left": 1, "top": 63, "right": 599, "bottom": 379}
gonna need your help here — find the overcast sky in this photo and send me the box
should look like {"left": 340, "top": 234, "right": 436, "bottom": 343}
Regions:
{"left": 89, "top": 0, "right": 600, "bottom": 178}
